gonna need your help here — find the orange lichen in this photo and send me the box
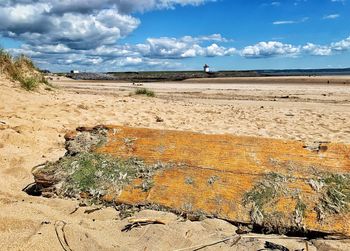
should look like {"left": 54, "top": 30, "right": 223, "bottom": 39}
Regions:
{"left": 37, "top": 125, "right": 350, "bottom": 236}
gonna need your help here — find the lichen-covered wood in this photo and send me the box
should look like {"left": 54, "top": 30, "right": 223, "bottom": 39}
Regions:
{"left": 32, "top": 125, "right": 350, "bottom": 236}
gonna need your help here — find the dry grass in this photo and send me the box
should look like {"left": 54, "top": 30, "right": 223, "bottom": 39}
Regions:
{"left": 34, "top": 151, "right": 171, "bottom": 204}
{"left": 243, "top": 173, "right": 308, "bottom": 234}
{"left": 135, "top": 88, "right": 156, "bottom": 97}
{"left": 0, "top": 48, "right": 48, "bottom": 91}
{"left": 311, "top": 173, "right": 350, "bottom": 221}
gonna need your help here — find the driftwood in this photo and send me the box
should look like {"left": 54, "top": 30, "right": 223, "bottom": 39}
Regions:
{"left": 69, "top": 206, "right": 79, "bottom": 215}
{"left": 121, "top": 218, "right": 166, "bottom": 232}
{"left": 264, "top": 241, "right": 289, "bottom": 251}
{"left": 32, "top": 125, "right": 350, "bottom": 237}
{"left": 84, "top": 207, "right": 104, "bottom": 214}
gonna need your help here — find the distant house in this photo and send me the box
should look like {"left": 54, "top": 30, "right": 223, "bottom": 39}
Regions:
{"left": 70, "top": 70, "right": 80, "bottom": 74}
{"left": 203, "top": 64, "right": 210, "bottom": 73}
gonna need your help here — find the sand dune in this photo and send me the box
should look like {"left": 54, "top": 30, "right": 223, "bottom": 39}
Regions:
{"left": 0, "top": 76, "right": 350, "bottom": 250}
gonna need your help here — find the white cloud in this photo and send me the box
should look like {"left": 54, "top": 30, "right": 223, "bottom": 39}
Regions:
{"left": 8, "top": 33, "right": 236, "bottom": 71}
{"left": 1, "top": 1, "right": 349, "bottom": 71}
{"left": 0, "top": 3, "right": 140, "bottom": 50}
{"left": 0, "top": 0, "right": 217, "bottom": 70}
{"left": 181, "top": 34, "right": 230, "bottom": 43}
{"left": 330, "top": 36, "right": 350, "bottom": 51}
{"left": 8, "top": 35, "right": 350, "bottom": 70}
{"left": 240, "top": 36, "right": 350, "bottom": 59}
{"left": 142, "top": 35, "right": 236, "bottom": 58}
{"left": 273, "top": 20, "right": 297, "bottom": 25}
{"left": 302, "top": 43, "right": 332, "bottom": 56}
{"left": 0, "top": 0, "right": 214, "bottom": 51}
{"left": 271, "top": 2, "right": 281, "bottom": 6}
{"left": 115, "top": 0, "right": 215, "bottom": 13}
{"left": 323, "top": 14, "right": 340, "bottom": 19}
{"left": 205, "top": 44, "right": 236, "bottom": 57}
{"left": 118, "top": 57, "right": 143, "bottom": 66}
{"left": 273, "top": 17, "right": 309, "bottom": 25}
{"left": 241, "top": 41, "right": 300, "bottom": 58}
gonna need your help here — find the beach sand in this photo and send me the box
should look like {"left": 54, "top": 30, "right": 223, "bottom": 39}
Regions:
{"left": 0, "top": 76, "right": 349, "bottom": 250}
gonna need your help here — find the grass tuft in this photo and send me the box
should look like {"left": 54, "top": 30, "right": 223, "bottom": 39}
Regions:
{"left": 135, "top": 88, "right": 155, "bottom": 97}
{"left": 243, "top": 172, "right": 309, "bottom": 233}
{"left": 244, "top": 173, "right": 286, "bottom": 208}
{"left": 40, "top": 152, "right": 172, "bottom": 203}
{"left": 0, "top": 48, "right": 48, "bottom": 91}
{"left": 19, "top": 77, "right": 39, "bottom": 91}
{"left": 243, "top": 173, "right": 287, "bottom": 225}
{"left": 311, "top": 173, "right": 350, "bottom": 220}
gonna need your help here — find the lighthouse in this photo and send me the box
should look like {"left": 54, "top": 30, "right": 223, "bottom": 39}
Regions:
{"left": 203, "top": 64, "right": 210, "bottom": 73}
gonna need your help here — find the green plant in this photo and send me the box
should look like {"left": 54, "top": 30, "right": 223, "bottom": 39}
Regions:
{"left": 15, "top": 54, "right": 36, "bottom": 70}
{"left": 243, "top": 173, "right": 288, "bottom": 226}
{"left": 0, "top": 48, "right": 15, "bottom": 76}
{"left": 0, "top": 48, "right": 47, "bottom": 91}
{"left": 311, "top": 173, "right": 350, "bottom": 220}
{"left": 244, "top": 173, "right": 286, "bottom": 209}
{"left": 19, "top": 77, "right": 39, "bottom": 91}
{"left": 0, "top": 48, "right": 11, "bottom": 63}
{"left": 135, "top": 88, "right": 155, "bottom": 97}
{"left": 38, "top": 152, "right": 172, "bottom": 202}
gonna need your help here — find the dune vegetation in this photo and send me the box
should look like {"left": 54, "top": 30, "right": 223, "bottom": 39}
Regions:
{"left": 134, "top": 88, "right": 156, "bottom": 97}
{"left": 0, "top": 48, "right": 49, "bottom": 91}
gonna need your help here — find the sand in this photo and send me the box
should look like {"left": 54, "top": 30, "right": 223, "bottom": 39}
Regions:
{"left": 0, "top": 75, "right": 350, "bottom": 250}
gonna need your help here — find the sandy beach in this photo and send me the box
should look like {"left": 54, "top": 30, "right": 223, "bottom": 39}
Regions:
{"left": 1, "top": 76, "right": 350, "bottom": 250}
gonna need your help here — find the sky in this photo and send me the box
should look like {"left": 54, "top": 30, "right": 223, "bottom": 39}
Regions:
{"left": 0, "top": 0, "right": 349, "bottom": 72}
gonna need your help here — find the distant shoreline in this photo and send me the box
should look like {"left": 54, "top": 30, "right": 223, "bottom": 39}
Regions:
{"left": 183, "top": 75, "right": 350, "bottom": 85}
{"left": 59, "top": 68, "right": 350, "bottom": 83}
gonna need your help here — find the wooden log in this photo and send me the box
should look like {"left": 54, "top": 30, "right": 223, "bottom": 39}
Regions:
{"left": 33, "top": 126, "right": 350, "bottom": 237}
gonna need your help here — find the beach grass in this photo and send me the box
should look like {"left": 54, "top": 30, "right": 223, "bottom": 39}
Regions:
{"left": 135, "top": 88, "right": 156, "bottom": 97}
{"left": 0, "top": 48, "right": 48, "bottom": 91}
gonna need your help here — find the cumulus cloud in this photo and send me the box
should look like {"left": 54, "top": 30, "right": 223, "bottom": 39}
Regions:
{"left": 0, "top": 0, "right": 218, "bottom": 70}
{"left": 8, "top": 35, "right": 350, "bottom": 70}
{"left": 142, "top": 35, "right": 236, "bottom": 58}
{"left": 0, "top": 3, "right": 140, "bottom": 50}
{"left": 330, "top": 36, "right": 350, "bottom": 51}
{"left": 8, "top": 33, "right": 235, "bottom": 71}
{"left": 112, "top": 0, "right": 215, "bottom": 13}
{"left": 0, "top": 0, "right": 214, "bottom": 50}
{"left": 241, "top": 41, "right": 300, "bottom": 58}
{"left": 240, "top": 36, "right": 350, "bottom": 59}
{"left": 1, "top": 1, "right": 349, "bottom": 71}
{"left": 302, "top": 43, "right": 332, "bottom": 56}
{"left": 302, "top": 36, "right": 350, "bottom": 55}
{"left": 206, "top": 44, "right": 236, "bottom": 57}
{"left": 0, "top": 0, "right": 213, "bottom": 13}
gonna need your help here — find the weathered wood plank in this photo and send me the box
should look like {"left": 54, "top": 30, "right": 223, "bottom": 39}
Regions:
{"left": 33, "top": 125, "right": 350, "bottom": 236}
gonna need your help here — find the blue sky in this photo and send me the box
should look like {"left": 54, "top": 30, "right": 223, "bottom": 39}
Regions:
{"left": 0, "top": 0, "right": 349, "bottom": 72}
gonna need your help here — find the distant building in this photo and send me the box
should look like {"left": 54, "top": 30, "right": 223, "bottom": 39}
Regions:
{"left": 203, "top": 64, "right": 210, "bottom": 73}
{"left": 71, "top": 70, "right": 80, "bottom": 74}
{"left": 40, "top": 69, "right": 51, "bottom": 74}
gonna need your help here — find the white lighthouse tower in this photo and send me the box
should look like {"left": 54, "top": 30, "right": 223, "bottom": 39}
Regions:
{"left": 203, "top": 64, "right": 210, "bottom": 73}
